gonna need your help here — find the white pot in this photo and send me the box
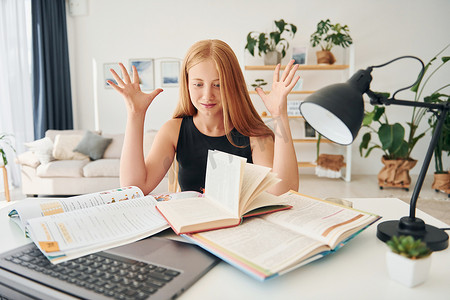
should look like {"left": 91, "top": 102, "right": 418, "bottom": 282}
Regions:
{"left": 386, "top": 251, "right": 432, "bottom": 287}
{"left": 264, "top": 51, "right": 281, "bottom": 65}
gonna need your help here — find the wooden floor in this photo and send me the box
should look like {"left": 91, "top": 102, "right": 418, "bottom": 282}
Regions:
{"left": 1, "top": 174, "right": 449, "bottom": 224}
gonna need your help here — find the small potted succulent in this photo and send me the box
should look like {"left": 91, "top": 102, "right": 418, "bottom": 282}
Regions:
{"left": 251, "top": 78, "right": 268, "bottom": 89}
{"left": 245, "top": 19, "right": 297, "bottom": 65}
{"left": 386, "top": 235, "right": 432, "bottom": 287}
{"left": 310, "top": 19, "right": 353, "bottom": 64}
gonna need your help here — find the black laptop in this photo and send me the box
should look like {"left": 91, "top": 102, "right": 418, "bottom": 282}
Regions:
{"left": 0, "top": 237, "right": 219, "bottom": 300}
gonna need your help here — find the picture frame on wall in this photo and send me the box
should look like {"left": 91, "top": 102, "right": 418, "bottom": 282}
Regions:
{"left": 292, "top": 46, "right": 307, "bottom": 65}
{"left": 287, "top": 100, "right": 303, "bottom": 116}
{"left": 103, "top": 63, "right": 121, "bottom": 88}
{"left": 161, "top": 60, "right": 181, "bottom": 87}
{"left": 129, "top": 58, "right": 154, "bottom": 91}
{"left": 304, "top": 121, "right": 317, "bottom": 138}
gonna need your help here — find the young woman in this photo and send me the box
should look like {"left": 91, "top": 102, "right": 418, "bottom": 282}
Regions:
{"left": 108, "top": 39, "right": 299, "bottom": 196}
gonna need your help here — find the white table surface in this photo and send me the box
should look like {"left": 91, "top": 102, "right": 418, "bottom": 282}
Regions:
{"left": 1, "top": 198, "right": 449, "bottom": 299}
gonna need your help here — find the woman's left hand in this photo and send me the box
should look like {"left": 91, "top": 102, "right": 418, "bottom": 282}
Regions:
{"left": 255, "top": 59, "right": 300, "bottom": 117}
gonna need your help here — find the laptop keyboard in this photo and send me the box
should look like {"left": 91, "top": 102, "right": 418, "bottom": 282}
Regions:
{"left": 3, "top": 245, "right": 180, "bottom": 300}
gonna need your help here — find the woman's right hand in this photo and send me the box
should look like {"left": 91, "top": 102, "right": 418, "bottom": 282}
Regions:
{"left": 108, "top": 63, "right": 163, "bottom": 115}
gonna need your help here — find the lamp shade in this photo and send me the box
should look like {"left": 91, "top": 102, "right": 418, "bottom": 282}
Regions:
{"left": 299, "top": 69, "right": 372, "bottom": 145}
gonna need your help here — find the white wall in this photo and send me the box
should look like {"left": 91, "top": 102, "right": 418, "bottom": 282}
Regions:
{"left": 66, "top": 0, "right": 450, "bottom": 175}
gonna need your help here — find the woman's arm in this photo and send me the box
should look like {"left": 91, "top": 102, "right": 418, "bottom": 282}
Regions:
{"left": 253, "top": 60, "right": 300, "bottom": 195}
{"left": 108, "top": 63, "right": 174, "bottom": 195}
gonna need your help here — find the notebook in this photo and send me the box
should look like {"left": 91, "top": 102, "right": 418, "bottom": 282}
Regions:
{"left": 0, "top": 236, "right": 219, "bottom": 300}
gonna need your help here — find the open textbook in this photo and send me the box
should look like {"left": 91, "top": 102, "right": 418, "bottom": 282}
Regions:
{"left": 156, "top": 150, "right": 291, "bottom": 234}
{"left": 8, "top": 187, "right": 169, "bottom": 264}
{"left": 184, "top": 191, "right": 381, "bottom": 281}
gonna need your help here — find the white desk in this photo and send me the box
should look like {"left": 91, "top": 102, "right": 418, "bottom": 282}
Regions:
{"left": 1, "top": 198, "right": 450, "bottom": 299}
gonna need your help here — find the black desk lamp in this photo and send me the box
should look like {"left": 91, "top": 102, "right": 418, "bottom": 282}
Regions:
{"left": 299, "top": 56, "right": 449, "bottom": 251}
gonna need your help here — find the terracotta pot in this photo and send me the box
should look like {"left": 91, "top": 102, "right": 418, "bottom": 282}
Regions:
{"left": 378, "top": 157, "right": 417, "bottom": 189}
{"left": 432, "top": 172, "right": 450, "bottom": 194}
{"left": 316, "top": 50, "right": 336, "bottom": 64}
{"left": 264, "top": 51, "right": 282, "bottom": 65}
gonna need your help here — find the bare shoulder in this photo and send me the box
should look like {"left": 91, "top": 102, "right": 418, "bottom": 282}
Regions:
{"left": 155, "top": 118, "right": 183, "bottom": 146}
{"left": 160, "top": 118, "right": 183, "bottom": 134}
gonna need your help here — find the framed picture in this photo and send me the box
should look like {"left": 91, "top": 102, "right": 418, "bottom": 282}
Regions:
{"left": 304, "top": 121, "right": 317, "bottom": 138}
{"left": 287, "top": 100, "right": 303, "bottom": 116}
{"left": 292, "top": 46, "right": 307, "bottom": 65}
{"left": 161, "top": 60, "right": 181, "bottom": 87}
{"left": 129, "top": 59, "right": 154, "bottom": 91}
{"left": 103, "top": 63, "right": 121, "bottom": 88}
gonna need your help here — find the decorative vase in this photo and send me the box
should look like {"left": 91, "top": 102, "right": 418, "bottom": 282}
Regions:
{"left": 378, "top": 157, "right": 417, "bottom": 190}
{"left": 386, "top": 251, "right": 432, "bottom": 287}
{"left": 264, "top": 51, "right": 281, "bottom": 65}
{"left": 432, "top": 172, "right": 450, "bottom": 194}
{"left": 316, "top": 50, "right": 336, "bottom": 64}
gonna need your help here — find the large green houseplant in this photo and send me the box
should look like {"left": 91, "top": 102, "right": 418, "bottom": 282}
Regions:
{"left": 359, "top": 45, "right": 449, "bottom": 190}
{"left": 310, "top": 19, "right": 353, "bottom": 64}
{"left": 245, "top": 19, "right": 297, "bottom": 65}
{"left": 420, "top": 46, "right": 449, "bottom": 193}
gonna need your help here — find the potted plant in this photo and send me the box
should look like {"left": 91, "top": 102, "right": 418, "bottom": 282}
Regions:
{"left": 245, "top": 19, "right": 297, "bottom": 65}
{"left": 359, "top": 103, "right": 418, "bottom": 190}
{"left": 310, "top": 19, "right": 353, "bottom": 65}
{"left": 418, "top": 46, "right": 449, "bottom": 194}
{"left": 0, "top": 133, "right": 15, "bottom": 167}
{"left": 386, "top": 235, "right": 432, "bottom": 287}
{"left": 251, "top": 78, "right": 268, "bottom": 89}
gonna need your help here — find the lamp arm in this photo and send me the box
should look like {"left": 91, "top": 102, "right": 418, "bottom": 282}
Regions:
{"left": 408, "top": 103, "right": 449, "bottom": 219}
{"left": 371, "top": 56, "right": 425, "bottom": 99}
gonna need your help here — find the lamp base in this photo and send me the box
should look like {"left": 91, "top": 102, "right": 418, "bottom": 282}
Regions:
{"left": 377, "top": 216, "right": 449, "bottom": 251}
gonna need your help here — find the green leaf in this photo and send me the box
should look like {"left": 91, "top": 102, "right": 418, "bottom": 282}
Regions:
{"left": 359, "top": 132, "right": 371, "bottom": 156}
{"left": 378, "top": 123, "right": 405, "bottom": 154}
{"left": 442, "top": 56, "right": 450, "bottom": 63}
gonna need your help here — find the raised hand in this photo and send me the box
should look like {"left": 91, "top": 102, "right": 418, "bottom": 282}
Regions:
{"left": 255, "top": 59, "right": 300, "bottom": 117}
{"left": 108, "top": 63, "right": 163, "bottom": 115}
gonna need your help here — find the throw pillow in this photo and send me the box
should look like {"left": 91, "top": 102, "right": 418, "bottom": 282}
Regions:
{"left": 73, "top": 131, "right": 113, "bottom": 160}
{"left": 53, "top": 134, "right": 90, "bottom": 160}
{"left": 24, "top": 137, "right": 55, "bottom": 164}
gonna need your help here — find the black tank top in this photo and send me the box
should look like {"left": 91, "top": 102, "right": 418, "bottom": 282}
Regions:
{"left": 176, "top": 116, "right": 253, "bottom": 192}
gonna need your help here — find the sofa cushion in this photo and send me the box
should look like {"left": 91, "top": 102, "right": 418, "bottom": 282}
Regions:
{"left": 15, "top": 151, "right": 41, "bottom": 168}
{"left": 53, "top": 134, "right": 90, "bottom": 160}
{"left": 74, "top": 131, "right": 113, "bottom": 160}
{"left": 24, "top": 137, "right": 55, "bottom": 164}
{"left": 45, "top": 129, "right": 101, "bottom": 143}
{"left": 102, "top": 133, "right": 124, "bottom": 159}
{"left": 36, "top": 160, "right": 89, "bottom": 177}
{"left": 83, "top": 159, "right": 120, "bottom": 177}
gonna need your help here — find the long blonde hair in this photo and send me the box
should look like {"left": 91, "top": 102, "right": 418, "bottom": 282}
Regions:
{"left": 173, "top": 39, "right": 274, "bottom": 143}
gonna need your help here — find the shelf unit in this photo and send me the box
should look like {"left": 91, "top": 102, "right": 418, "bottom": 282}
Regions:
{"left": 245, "top": 52, "right": 354, "bottom": 182}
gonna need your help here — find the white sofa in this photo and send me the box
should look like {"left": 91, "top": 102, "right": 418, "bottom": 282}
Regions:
{"left": 15, "top": 129, "right": 169, "bottom": 196}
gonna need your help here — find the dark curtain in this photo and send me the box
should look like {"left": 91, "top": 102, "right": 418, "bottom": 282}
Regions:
{"left": 32, "top": 0, "right": 73, "bottom": 139}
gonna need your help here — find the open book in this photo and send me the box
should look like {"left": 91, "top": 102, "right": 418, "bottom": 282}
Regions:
{"left": 156, "top": 150, "right": 290, "bottom": 234}
{"left": 183, "top": 191, "right": 381, "bottom": 280}
{"left": 8, "top": 187, "right": 168, "bottom": 264}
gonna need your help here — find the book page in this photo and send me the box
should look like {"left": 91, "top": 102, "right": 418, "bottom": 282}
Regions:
{"left": 155, "top": 197, "right": 237, "bottom": 233}
{"left": 26, "top": 195, "right": 167, "bottom": 257}
{"left": 8, "top": 186, "right": 144, "bottom": 231}
{"left": 238, "top": 163, "right": 271, "bottom": 213}
{"left": 262, "top": 191, "right": 379, "bottom": 248}
{"left": 204, "top": 150, "right": 245, "bottom": 216}
{"left": 191, "top": 217, "right": 329, "bottom": 275}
